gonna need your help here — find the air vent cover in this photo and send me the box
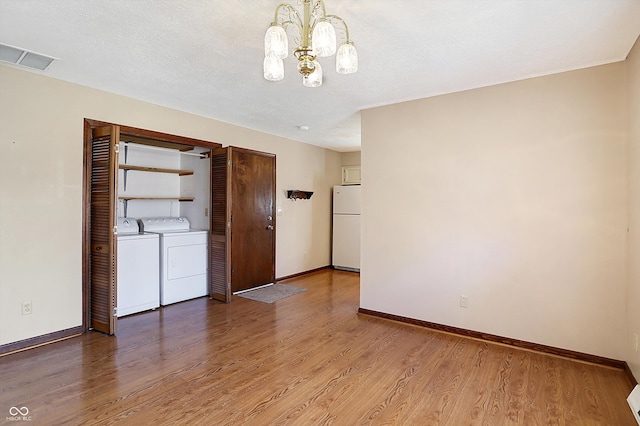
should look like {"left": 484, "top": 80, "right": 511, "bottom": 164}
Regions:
{"left": 0, "top": 43, "right": 56, "bottom": 70}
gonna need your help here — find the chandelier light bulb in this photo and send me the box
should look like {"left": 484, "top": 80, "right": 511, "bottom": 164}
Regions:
{"left": 264, "top": 24, "right": 288, "bottom": 59}
{"left": 263, "top": 54, "right": 284, "bottom": 81}
{"left": 336, "top": 42, "right": 358, "bottom": 74}
{"left": 312, "top": 21, "right": 336, "bottom": 57}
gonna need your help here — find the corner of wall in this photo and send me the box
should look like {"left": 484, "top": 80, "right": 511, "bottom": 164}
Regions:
{"left": 625, "top": 35, "right": 640, "bottom": 380}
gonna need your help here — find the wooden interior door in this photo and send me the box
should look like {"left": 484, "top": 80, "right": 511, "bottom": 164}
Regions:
{"left": 230, "top": 148, "right": 276, "bottom": 293}
{"left": 209, "top": 146, "right": 276, "bottom": 299}
{"left": 87, "top": 125, "right": 120, "bottom": 334}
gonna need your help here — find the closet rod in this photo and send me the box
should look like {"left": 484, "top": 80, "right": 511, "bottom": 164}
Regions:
{"left": 120, "top": 141, "right": 207, "bottom": 158}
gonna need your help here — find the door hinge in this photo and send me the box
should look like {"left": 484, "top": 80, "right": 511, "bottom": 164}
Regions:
{"left": 114, "top": 143, "right": 120, "bottom": 154}
{"left": 112, "top": 307, "right": 117, "bottom": 317}
{"left": 113, "top": 225, "right": 118, "bottom": 235}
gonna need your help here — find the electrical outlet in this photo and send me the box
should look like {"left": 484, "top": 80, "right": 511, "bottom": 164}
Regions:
{"left": 22, "top": 301, "right": 32, "bottom": 315}
{"left": 460, "top": 295, "right": 468, "bottom": 308}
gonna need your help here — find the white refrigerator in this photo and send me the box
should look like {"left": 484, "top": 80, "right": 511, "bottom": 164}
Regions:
{"left": 332, "top": 185, "right": 361, "bottom": 271}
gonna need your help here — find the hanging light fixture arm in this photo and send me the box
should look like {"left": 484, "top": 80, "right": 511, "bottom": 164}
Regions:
{"left": 314, "top": 0, "right": 328, "bottom": 16}
{"left": 272, "top": 3, "right": 301, "bottom": 25}
{"left": 272, "top": 3, "right": 303, "bottom": 38}
{"left": 323, "top": 14, "right": 351, "bottom": 42}
{"left": 271, "top": 1, "right": 338, "bottom": 47}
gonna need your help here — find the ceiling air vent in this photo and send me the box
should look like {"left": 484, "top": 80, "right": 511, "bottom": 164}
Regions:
{"left": 0, "top": 43, "right": 56, "bottom": 71}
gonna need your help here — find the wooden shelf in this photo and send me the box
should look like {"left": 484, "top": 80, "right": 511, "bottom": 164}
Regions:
{"left": 118, "top": 196, "right": 194, "bottom": 216}
{"left": 287, "top": 190, "right": 314, "bottom": 200}
{"left": 120, "top": 134, "right": 196, "bottom": 152}
{"left": 119, "top": 164, "right": 194, "bottom": 176}
{"left": 118, "top": 197, "right": 195, "bottom": 202}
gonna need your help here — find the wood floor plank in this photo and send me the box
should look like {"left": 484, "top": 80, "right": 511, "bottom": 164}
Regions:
{"left": 0, "top": 269, "right": 635, "bottom": 425}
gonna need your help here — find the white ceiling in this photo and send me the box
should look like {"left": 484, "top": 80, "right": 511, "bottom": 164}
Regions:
{"left": 1, "top": 1, "right": 639, "bottom": 152}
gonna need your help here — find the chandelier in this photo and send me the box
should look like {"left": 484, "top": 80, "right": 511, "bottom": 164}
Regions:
{"left": 263, "top": 0, "right": 358, "bottom": 87}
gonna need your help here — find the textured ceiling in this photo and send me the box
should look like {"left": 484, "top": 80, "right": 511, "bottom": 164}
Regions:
{"left": 1, "top": 1, "right": 639, "bottom": 152}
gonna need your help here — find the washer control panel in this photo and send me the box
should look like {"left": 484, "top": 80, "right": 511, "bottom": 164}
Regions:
{"left": 139, "top": 217, "right": 190, "bottom": 233}
{"left": 118, "top": 217, "right": 140, "bottom": 235}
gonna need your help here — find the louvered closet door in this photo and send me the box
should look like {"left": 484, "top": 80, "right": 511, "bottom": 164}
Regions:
{"left": 210, "top": 147, "right": 231, "bottom": 302}
{"left": 89, "top": 125, "right": 119, "bottom": 334}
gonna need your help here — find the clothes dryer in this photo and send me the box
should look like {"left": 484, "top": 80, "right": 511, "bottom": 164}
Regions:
{"left": 139, "top": 217, "right": 208, "bottom": 306}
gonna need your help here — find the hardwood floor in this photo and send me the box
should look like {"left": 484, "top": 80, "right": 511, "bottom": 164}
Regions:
{"left": 0, "top": 269, "right": 635, "bottom": 425}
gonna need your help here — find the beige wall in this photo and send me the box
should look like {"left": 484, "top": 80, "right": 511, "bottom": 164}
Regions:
{"left": 341, "top": 151, "right": 361, "bottom": 166}
{"left": 0, "top": 65, "right": 342, "bottom": 346}
{"left": 627, "top": 38, "right": 640, "bottom": 376}
{"left": 361, "top": 62, "right": 629, "bottom": 359}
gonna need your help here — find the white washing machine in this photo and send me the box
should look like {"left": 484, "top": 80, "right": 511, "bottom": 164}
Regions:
{"left": 139, "top": 217, "right": 208, "bottom": 306}
{"left": 117, "top": 217, "right": 160, "bottom": 317}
